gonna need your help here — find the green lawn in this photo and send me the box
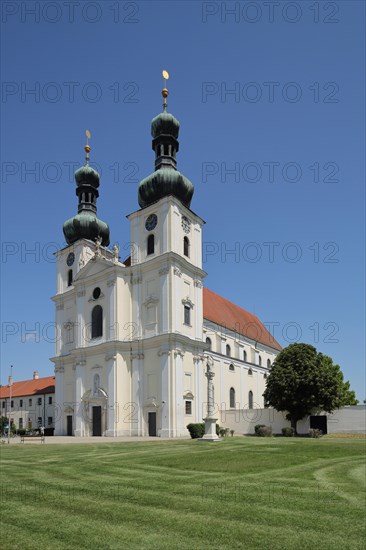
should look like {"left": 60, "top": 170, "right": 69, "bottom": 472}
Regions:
{"left": 0, "top": 437, "right": 365, "bottom": 549}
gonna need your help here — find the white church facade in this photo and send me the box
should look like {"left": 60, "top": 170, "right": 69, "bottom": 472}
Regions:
{"left": 52, "top": 82, "right": 281, "bottom": 437}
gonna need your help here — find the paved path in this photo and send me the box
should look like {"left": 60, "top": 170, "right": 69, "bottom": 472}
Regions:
{"left": 2, "top": 435, "right": 191, "bottom": 445}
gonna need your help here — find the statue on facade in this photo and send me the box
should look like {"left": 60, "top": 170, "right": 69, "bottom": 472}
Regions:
{"left": 94, "top": 235, "right": 102, "bottom": 258}
{"left": 112, "top": 243, "right": 120, "bottom": 263}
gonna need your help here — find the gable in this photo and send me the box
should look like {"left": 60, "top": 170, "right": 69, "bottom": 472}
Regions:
{"left": 74, "top": 257, "right": 118, "bottom": 282}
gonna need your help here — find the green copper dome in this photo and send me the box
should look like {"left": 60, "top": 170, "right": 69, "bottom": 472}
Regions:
{"left": 138, "top": 107, "right": 194, "bottom": 209}
{"left": 74, "top": 164, "right": 100, "bottom": 188}
{"left": 63, "top": 212, "right": 110, "bottom": 246}
{"left": 63, "top": 163, "right": 110, "bottom": 247}
{"left": 139, "top": 168, "right": 194, "bottom": 209}
{"left": 151, "top": 111, "right": 180, "bottom": 139}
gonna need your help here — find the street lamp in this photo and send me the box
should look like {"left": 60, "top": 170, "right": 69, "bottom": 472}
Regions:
{"left": 8, "top": 365, "right": 13, "bottom": 444}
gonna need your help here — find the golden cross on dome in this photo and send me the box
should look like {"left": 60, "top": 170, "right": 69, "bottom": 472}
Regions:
{"left": 162, "top": 70, "right": 169, "bottom": 111}
{"left": 85, "top": 130, "right": 91, "bottom": 165}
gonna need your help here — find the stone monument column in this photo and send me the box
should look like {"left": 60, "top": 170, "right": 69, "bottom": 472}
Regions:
{"left": 200, "top": 356, "right": 220, "bottom": 442}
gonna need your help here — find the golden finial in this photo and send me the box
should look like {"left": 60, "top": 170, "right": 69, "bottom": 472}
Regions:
{"left": 85, "top": 130, "right": 91, "bottom": 164}
{"left": 162, "top": 70, "right": 169, "bottom": 111}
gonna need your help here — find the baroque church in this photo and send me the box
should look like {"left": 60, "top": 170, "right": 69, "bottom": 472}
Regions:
{"left": 52, "top": 78, "right": 281, "bottom": 437}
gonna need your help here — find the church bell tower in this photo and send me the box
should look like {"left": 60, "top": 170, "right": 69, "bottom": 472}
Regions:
{"left": 128, "top": 72, "right": 207, "bottom": 437}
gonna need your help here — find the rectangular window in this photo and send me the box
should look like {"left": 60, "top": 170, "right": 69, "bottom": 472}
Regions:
{"left": 147, "top": 234, "right": 155, "bottom": 255}
{"left": 19, "top": 418, "right": 23, "bottom": 429}
{"left": 37, "top": 397, "right": 42, "bottom": 406}
{"left": 37, "top": 417, "right": 42, "bottom": 426}
{"left": 29, "top": 398, "right": 32, "bottom": 406}
{"left": 185, "top": 401, "right": 192, "bottom": 415}
{"left": 184, "top": 306, "right": 191, "bottom": 325}
{"left": 48, "top": 396, "right": 52, "bottom": 405}
{"left": 47, "top": 417, "right": 53, "bottom": 426}
{"left": 20, "top": 399, "right": 23, "bottom": 407}
{"left": 11, "top": 400, "right": 14, "bottom": 408}
{"left": 2, "top": 401, "right": 5, "bottom": 409}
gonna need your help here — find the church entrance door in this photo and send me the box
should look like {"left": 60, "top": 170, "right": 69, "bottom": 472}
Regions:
{"left": 66, "top": 415, "right": 73, "bottom": 436}
{"left": 148, "top": 412, "right": 157, "bottom": 436}
{"left": 92, "top": 406, "right": 102, "bottom": 436}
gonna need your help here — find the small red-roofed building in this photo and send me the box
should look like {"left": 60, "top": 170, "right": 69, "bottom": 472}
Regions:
{"left": 0, "top": 372, "right": 55, "bottom": 431}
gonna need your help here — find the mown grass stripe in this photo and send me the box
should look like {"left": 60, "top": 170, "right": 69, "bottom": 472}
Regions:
{"left": 1, "top": 438, "right": 365, "bottom": 550}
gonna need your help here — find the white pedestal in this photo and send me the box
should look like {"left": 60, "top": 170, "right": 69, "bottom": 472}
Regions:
{"left": 199, "top": 417, "right": 221, "bottom": 442}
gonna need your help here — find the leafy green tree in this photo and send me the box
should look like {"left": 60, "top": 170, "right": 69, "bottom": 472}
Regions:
{"left": 319, "top": 355, "right": 358, "bottom": 406}
{"left": 263, "top": 343, "right": 357, "bottom": 433}
{"left": 340, "top": 381, "right": 358, "bottom": 406}
{"left": 0, "top": 416, "right": 9, "bottom": 432}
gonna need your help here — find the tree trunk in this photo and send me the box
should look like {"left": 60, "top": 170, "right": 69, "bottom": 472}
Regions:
{"left": 290, "top": 418, "right": 297, "bottom": 435}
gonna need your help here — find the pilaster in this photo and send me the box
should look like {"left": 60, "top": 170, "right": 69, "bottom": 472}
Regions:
{"left": 76, "top": 288, "right": 86, "bottom": 348}
{"left": 107, "top": 278, "right": 117, "bottom": 341}
{"left": 131, "top": 352, "right": 144, "bottom": 436}
{"left": 74, "top": 359, "right": 86, "bottom": 437}
{"left": 159, "top": 349, "right": 171, "bottom": 437}
{"left": 159, "top": 267, "right": 170, "bottom": 333}
{"left": 54, "top": 364, "right": 65, "bottom": 435}
{"left": 174, "top": 350, "right": 185, "bottom": 436}
{"left": 105, "top": 353, "right": 117, "bottom": 436}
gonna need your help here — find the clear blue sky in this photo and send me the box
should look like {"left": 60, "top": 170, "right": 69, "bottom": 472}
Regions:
{"left": 1, "top": 1, "right": 365, "bottom": 400}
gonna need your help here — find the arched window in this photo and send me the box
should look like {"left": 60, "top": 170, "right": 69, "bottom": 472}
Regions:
{"left": 91, "top": 305, "right": 103, "bottom": 339}
{"left": 243, "top": 350, "right": 247, "bottom": 362}
{"left": 183, "top": 236, "right": 190, "bottom": 257}
{"left": 229, "top": 364, "right": 235, "bottom": 371}
{"left": 267, "top": 359, "right": 271, "bottom": 368}
{"left": 248, "top": 390, "right": 253, "bottom": 409}
{"left": 258, "top": 355, "right": 262, "bottom": 367}
{"left": 248, "top": 368, "right": 253, "bottom": 376}
{"left": 226, "top": 344, "right": 231, "bottom": 357}
{"left": 230, "top": 387, "right": 235, "bottom": 408}
{"left": 206, "top": 337, "right": 212, "bottom": 350}
{"left": 67, "top": 269, "right": 73, "bottom": 287}
{"left": 147, "top": 234, "right": 155, "bottom": 255}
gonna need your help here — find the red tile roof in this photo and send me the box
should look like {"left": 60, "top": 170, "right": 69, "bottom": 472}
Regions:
{"left": 0, "top": 376, "right": 55, "bottom": 399}
{"left": 112, "top": 260, "right": 281, "bottom": 350}
{"left": 203, "top": 288, "right": 281, "bottom": 351}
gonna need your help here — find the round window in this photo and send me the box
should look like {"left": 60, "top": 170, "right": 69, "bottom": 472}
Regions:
{"left": 93, "top": 287, "right": 101, "bottom": 300}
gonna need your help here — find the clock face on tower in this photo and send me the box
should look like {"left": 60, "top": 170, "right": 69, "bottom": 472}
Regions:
{"left": 66, "top": 252, "right": 75, "bottom": 266}
{"left": 145, "top": 214, "right": 158, "bottom": 231}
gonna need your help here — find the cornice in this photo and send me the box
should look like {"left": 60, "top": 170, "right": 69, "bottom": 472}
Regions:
{"left": 128, "top": 251, "right": 207, "bottom": 279}
{"left": 131, "top": 352, "right": 144, "bottom": 360}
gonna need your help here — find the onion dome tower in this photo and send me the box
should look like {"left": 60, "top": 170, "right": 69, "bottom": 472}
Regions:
{"left": 63, "top": 131, "right": 110, "bottom": 246}
{"left": 138, "top": 71, "right": 194, "bottom": 209}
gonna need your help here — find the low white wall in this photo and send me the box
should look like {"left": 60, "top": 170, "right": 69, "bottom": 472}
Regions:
{"left": 326, "top": 406, "right": 366, "bottom": 434}
{"left": 218, "top": 406, "right": 366, "bottom": 435}
{"left": 218, "top": 408, "right": 309, "bottom": 435}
